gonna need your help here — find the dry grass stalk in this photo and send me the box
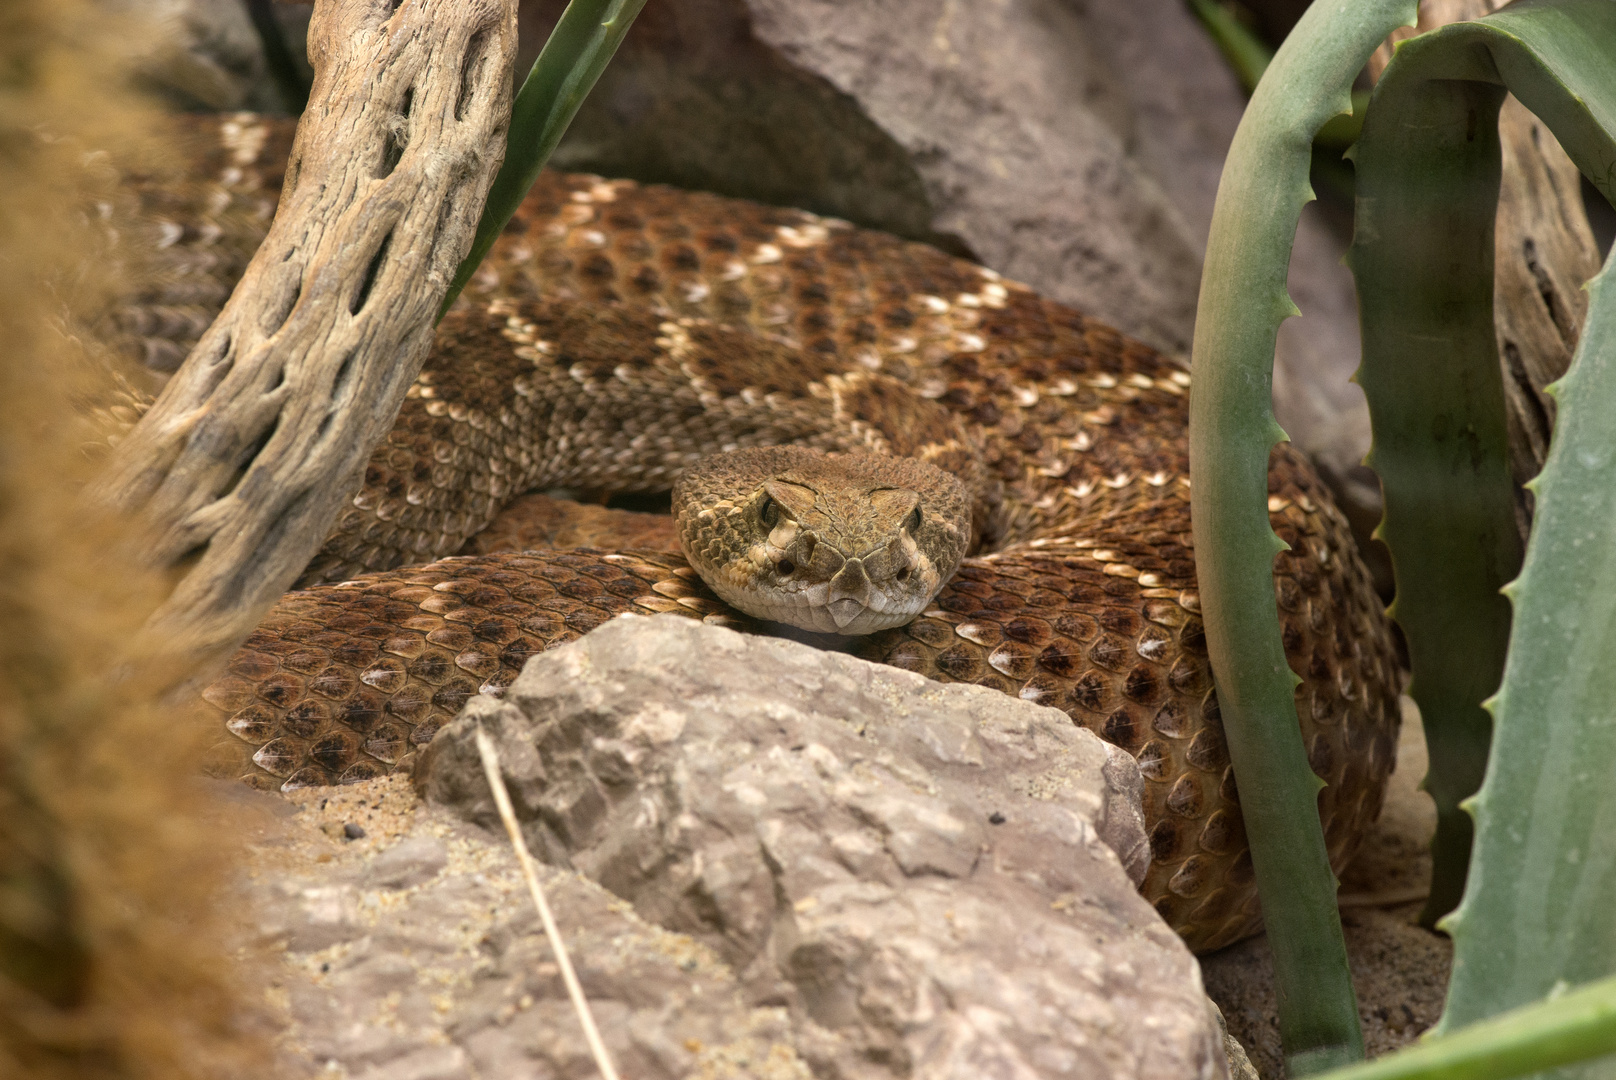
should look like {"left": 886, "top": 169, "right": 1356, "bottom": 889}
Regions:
{"left": 474, "top": 725, "right": 622, "bottom": 1080}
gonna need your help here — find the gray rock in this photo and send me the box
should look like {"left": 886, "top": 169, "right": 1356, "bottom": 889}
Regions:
{"left": 257, "top": 798, "right": 832, "bottom": 1079}
{"left": 100, "top": 0, "right": 265, "bottom": 110}
{"left": 261, "top": 882, "right": 364, "bottom": 953}
{"left": 352, "top": 1045, "right": 471, "bottom": 1080}
{"left": 417, "top": 614, "right": 1224, "bottom": 1080}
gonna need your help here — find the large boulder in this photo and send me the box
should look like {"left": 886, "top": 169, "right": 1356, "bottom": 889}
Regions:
{"left": 412, "top": 614, "right": 1227, "bottom": 1079}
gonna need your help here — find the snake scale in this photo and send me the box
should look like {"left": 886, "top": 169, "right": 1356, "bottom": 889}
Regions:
{"left": 113, "top": 113, "right": 1401, "bottom": 952}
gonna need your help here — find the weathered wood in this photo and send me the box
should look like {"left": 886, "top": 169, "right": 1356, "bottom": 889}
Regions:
{"left": 92, "top": 0, "right": 517, "bottom": 662}
{"left": 1492, "top": 96, "right": 1601, "bottom": 523}
{"left": 1370, "top": 0, "right": 1602, "bottom": 538}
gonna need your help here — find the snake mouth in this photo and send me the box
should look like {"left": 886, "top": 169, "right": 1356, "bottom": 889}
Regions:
{"left": 828, "top": 597, "right": 868, "bottom": 629}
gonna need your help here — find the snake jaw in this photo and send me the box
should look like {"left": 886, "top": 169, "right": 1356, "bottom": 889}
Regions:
{"left": 719, "top": 518, "right": 947, "bottom": 635}
{"left": 826, "top": 558, "right": 872, "bottom": 630}
{"left": 827, "top": 599, "right": 866, "bottom": 628}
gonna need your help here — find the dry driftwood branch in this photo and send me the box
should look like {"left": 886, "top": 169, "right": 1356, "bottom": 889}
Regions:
{"left": 1370, "top": 0, "right": 1602, "bottom": 538}
{"left": 92, "top": 0, "right": 517, "bottom": 663}
{"left": 1492, "top": 98, "right": 1601, "bottom": 514}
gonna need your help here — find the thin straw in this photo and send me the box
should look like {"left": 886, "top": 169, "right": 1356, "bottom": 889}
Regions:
{"left": 475, "top": 724, "right": 621, "bottom": 1080}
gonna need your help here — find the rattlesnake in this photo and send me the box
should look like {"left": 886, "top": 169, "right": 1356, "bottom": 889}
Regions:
{"left": 114, "top": 113, "right": 1401, "bottom": 952}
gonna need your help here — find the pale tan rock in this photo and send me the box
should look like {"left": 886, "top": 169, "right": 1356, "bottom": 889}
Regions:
{"left": 416, "top": 614, "right": 1224, "bottom": 1080}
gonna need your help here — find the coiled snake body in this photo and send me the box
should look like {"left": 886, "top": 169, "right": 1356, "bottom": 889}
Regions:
{"left": 119, "top": 114, "right": 1401, "bottom": 952}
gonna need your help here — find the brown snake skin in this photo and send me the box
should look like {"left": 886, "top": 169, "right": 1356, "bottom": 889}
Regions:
{"left": 114, "top": 114, "right": 1402, "bottom": 952}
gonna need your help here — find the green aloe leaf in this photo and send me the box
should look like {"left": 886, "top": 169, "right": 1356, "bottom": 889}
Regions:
{"left": 1350, "top": 0, "right": 1616, "bottom": 938}
{"left": 1348, "top": 27, "right": 1520, "bottom": 935}
{"left": 1188, "top": 0, "right": 1417, "bottom": 1072}
{"left": 1348, "top": 1, "right": 1616, "bottom": 1050}
{"left": 440, "top": 0, "right": 647, "bottom": 317}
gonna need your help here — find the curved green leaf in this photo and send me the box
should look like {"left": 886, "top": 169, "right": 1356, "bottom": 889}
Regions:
{"left": 1453, "top": 232, "right": 1616, "bottom": 1053}
{"left": 1348, "top": 27, "right": 1522, "bottom": 935}
{"left": 1348, "top": 1, "right": 1616, "bottom": 1046}
{"left": 440, "top": 0, "right": 648, "bottom": 317}
{"left": 1188, "top": 0, "right": 1417, "bottom": 1072}
{"left": 1433, "top": 4, "right": 1616, "bottom": 1040}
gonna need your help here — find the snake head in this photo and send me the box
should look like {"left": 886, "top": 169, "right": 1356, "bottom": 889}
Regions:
{"left": 674, "top": 447, "right": 972, "bottom": 635}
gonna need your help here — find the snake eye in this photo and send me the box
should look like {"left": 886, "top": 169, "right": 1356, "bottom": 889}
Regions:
{"left": 776, "top": 558, "right": 796, "bottom": 576}
{"left": 760, "top": 496, "right": 780, "bottom": 528}
{"left": 906, "top": 506, "right": 923, "bottom": 533}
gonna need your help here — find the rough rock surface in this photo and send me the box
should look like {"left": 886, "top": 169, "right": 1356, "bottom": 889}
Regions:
{"left": 409, "top": 614, "right": 1226, "bottom": 1079}
{"left": 248, "top": 776, "right": 824, "bottom": 1079}
{"left": 237, "top": 652, "right": 1459, "bottom": 1080}
{"left": 247, "top": 775, "right": 1241, "bottom": 1080}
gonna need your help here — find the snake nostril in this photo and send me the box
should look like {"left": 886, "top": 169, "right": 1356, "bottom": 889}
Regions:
{"left": 776, "top": 559, "right": 796, "bottom": 575}
{"left": 896, "top": 566, "right": 911, "bottom": 582}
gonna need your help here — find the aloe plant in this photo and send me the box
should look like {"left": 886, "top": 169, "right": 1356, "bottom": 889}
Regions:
{"left": 1196, "top": 0, "right": 1616, "bottom": 1073}
{"left": 1309, "top": 235, "right": 1616, "bottom": 1080}
{"left": 1347, "top": 0, "right": 1616, "bottom": 1044}
{"left": 1189, "top": 1, "right": 1418, "bottom": 1072}
{"left": 1352, "top": 0, "right": 1616, "bottom": 945}
{"left": 1348, "top": 25, "right": 1522, "bottom": 937}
